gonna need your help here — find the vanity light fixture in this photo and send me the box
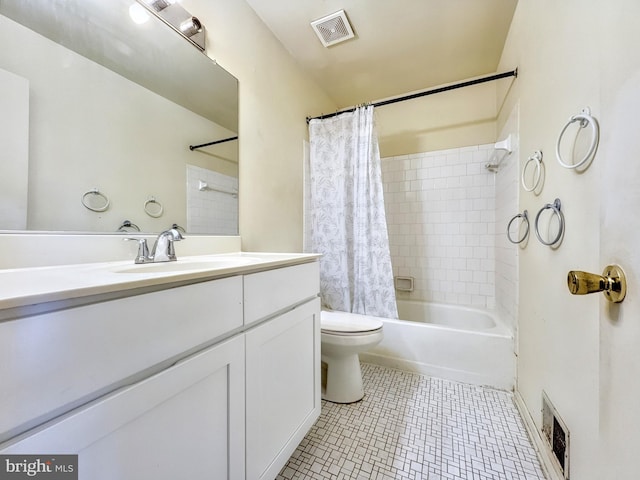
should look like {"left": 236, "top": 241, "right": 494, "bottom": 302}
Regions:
{"left": 179, "top": 17, "right": 202, "bottom": 38}
{"left": 146, "top": 0, "right": 176, "bottom": 12}
{"left": 134, "top": 0, "right": 205, "bottom": 51}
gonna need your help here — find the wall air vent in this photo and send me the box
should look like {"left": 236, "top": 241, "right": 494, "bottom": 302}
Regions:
{"left": 542, "top": 392, "right": 570, "bottom": 479}
{"left": 310, "top": 10, "right": 355, "bottom": 47}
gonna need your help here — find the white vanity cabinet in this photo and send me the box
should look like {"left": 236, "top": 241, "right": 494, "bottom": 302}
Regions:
{"left": 0, "top": 257, "right": 321, "bottom": 480}
{"left": 244, "top": 262, "right": 321, "bottom": 480}
{"left": 0, "top": 275, "right": 244, "bottom": 442}
{"left": 1, "top": 335, "right": 246, "bottom": 480}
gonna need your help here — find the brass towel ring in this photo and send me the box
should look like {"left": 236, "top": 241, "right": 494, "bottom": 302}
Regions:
{"left": 534, "top": 198, "right": 564, "bottom": 246}
{"left": 507, "top": 210, "right": 529, "bottom": 244}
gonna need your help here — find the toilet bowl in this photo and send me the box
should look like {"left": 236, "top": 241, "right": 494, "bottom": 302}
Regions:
{"left": 321, "top": 310, "right": 384, "bottom": 403}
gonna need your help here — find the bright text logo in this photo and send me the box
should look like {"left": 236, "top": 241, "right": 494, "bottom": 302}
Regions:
{"left": 0, "top": 456, "right": 77, "bottom": 480}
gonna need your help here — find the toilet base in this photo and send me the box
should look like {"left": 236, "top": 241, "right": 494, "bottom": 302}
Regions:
{"left": 321, "top": 353, "right": 364, "bottom": 403}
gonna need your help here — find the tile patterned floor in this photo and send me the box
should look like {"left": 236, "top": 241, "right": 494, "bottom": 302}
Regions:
{"left": 277, "top": 363, "right": 546, "bottom": 480}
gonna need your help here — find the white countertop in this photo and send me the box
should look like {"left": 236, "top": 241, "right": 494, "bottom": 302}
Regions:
{"left": 0, "top": 252, "right": 320, "bottom": 311}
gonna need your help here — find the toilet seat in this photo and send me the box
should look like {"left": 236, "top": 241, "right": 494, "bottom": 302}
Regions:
{"left": 321, "top": 310, "right": 383, "bottom": 335}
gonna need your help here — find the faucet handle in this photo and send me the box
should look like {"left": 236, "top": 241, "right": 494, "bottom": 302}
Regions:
{"left": 167, "top": 227, "right": 184, "bottom": 241}
{"left": 124, "top": 237, "right": 150, "bottom": 264}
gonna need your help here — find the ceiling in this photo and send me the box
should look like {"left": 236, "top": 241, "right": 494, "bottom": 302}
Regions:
{"left": 245, "top": 0, "right": 518, "bottom": 108}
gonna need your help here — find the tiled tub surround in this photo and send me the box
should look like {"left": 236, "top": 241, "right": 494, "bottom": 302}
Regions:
{"left": 493, "top": 105, "right": 520, "bottom": 335}
{"left": 278, "top": 363, "right": 546, "bottom": 480}
{"left": 382, "top": 145, "right": 496, "bottom": 310}
{"left": 187, "top": 164, "right": 239, "bottom": 235}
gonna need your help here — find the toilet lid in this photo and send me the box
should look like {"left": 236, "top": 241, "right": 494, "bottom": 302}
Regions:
{"left": 321, "top": 310, "right": 384, "bottom": 334}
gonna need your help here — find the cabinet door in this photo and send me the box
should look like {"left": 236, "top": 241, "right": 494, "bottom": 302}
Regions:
{"left": 245, "top": 298, "right": 321, "bottom": 480}
{"left": 0, "top": 275, "right": 243, "bottom": 441}
{"left": 0, "top": 335, "right": 245, "bottom": 480}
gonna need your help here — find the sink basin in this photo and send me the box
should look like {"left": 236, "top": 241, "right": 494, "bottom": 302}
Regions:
{"left": 113, "top": 256, "right": 260, "bottom": 274}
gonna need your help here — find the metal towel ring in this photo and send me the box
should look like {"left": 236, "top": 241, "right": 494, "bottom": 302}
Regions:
{"left": 81, "top": 188, "right": 110, "bottom": 212}
{"left": 521, "top": 151, "right": 543, "bottom": 192}
{"left": 534, "top": 198, "right": 564, "bottom": 246}
{"left": 507, "top": 210, "right": 529, "bottom": 244}
{"left": 144, "top": 197, "right": 164, "bottom": 218}
{"left": 117, "top": 220, "right": 140, "bottom": 232}
{"left": 556, "top": 107, "right": 599, "bottom": 169}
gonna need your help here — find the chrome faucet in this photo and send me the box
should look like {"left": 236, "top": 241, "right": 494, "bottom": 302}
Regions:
{"left": 150, "top": 228, "right": 184, "bottom": 262}
{"left": 125, "top": 228, "right": 184, "bottom": 264}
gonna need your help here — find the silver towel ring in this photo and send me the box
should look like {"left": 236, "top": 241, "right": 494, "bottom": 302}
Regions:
{"left": 117, "top": 220, "right": 140, "bottom": 232}
{"left": 144, "top": 196, "right": 164, "bottom": 218}
{"left": 81, "top": 188, "right": 110, "bottom": 212}
{"left": 556, "top": 107, "right": 599, "bottom": 169}
{"left": 521, "top": 151, "right": 543, "bottom": 192}
{"left": 507, "top": 210, "right": 529, "bottom": 244}
{"left": 534, "top": 198, "right": 564, "bottom": 246}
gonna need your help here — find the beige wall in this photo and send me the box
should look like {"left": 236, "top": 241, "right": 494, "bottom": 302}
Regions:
{"left": 185, "top": 0, "right": 335, "bottom": 252}
{"left": 377, "top": 81, "right": 498, "bottom": 157}
{"left": 498, "top": 1, "right": 640, "bottom": 478}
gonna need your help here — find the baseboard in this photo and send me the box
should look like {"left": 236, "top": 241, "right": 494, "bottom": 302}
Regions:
{"left": 513, "top": 390, "right": 565, "bottom": 480}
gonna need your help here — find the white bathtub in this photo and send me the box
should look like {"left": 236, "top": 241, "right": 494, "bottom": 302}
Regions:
{"left": 359, "top": 300, "right": 515, "bottom": 390}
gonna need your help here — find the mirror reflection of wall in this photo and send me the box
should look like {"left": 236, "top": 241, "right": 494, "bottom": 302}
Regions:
{"left": 0, "top": 0, "right": 239, "bottom": 235}
{"left": 0, "top": 67, "right": 29, "bottom": 230}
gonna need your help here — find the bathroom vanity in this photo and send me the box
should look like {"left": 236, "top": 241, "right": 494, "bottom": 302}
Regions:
{"left": 0, "top": 253, "right": 320, "bottom": 480}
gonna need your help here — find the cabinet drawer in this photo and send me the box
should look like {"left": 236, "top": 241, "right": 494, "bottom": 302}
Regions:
{"left": 243, "top": 262, "right": 319, "bottom": 326}
{"left": 0, "top": 335, "right": 245, "bottom": 480}
{"left": 0, "top": 275, "right": 242, "bottom": 442}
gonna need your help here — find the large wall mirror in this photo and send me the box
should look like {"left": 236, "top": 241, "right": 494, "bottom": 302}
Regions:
{"left": 0, "top": 0, "right": 239, "bottom": 235}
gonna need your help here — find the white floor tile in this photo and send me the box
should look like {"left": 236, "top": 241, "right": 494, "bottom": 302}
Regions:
{"left": 277, "top": 363, "right": 546, "bottom": 480}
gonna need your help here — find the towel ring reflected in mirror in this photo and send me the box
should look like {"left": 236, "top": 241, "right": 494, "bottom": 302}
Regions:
{"left": 144, "top": 197, "right": 164, "bottom": 218}
{"left": 81, "top": 188, "right": 110, "bottom": 212}
{"left": 117, "top": 220, "right": 140, "bottom": 232}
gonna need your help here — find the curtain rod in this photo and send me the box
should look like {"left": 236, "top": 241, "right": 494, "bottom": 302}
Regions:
{"left": 306, "top": 69, "right": 518, "bottom": 124}
{"left": 189, "top": 136, "right": 238, "bottom": 151}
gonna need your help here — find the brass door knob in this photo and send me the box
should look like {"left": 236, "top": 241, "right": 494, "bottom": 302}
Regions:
{"left": 567, "top": 265, "right": 627, "bottom": 303}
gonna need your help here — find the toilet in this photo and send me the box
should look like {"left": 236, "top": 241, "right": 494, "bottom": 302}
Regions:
{"left": 320, "top": 310, "right": 384, "bottom": 403}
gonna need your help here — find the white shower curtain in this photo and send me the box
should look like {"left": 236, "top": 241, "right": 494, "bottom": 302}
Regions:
{"left": 306, "top": 106, "right": 398, "bottom": 319}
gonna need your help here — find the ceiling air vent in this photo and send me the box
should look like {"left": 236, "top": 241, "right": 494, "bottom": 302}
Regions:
{"left": 310, "top": 10, "right": 355, "bottom": 47}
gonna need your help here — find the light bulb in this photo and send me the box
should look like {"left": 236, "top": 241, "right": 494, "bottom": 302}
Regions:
{"left": 129, "top": 3, "right": 150, "bottom": 24}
